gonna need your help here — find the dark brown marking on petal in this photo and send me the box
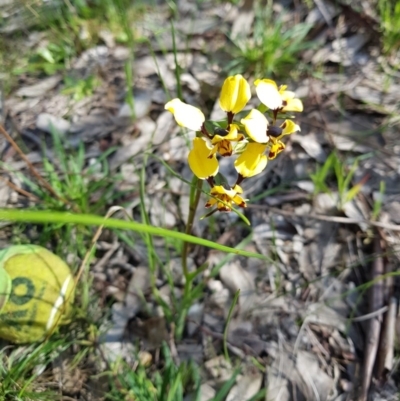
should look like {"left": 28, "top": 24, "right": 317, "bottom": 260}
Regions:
{"left": 205, "top": 201, "right": 213, "bottom": 208}
{"left": 219, "top": 140, "right": 233, "bottom": 157}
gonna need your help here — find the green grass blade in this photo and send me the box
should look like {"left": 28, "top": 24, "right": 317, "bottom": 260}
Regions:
{"left": 0, "top": 209, "right": 266, "bottom": 260}
{"left": 212, "top": 368, "right": 241, "bottom": 401}
{"left": 223, "top": 289, "right": 240, "bottom": 363}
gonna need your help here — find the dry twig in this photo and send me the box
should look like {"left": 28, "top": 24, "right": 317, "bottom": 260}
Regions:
{"left": 360, "top": 233, "right": 385, "bottom": 400}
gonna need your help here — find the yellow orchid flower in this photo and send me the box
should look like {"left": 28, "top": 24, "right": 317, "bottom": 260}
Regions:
{"left": 240, "top": 109, "right": 269, "bottom": 143}
{"left": 267, "top": 119, "right": 300, "bottom": 160}
{"left": 254, "top": 79, "right": 303, "bottom": 112}
{"left": 188, "top": 138, "right": 219, "bottom": 179}
{"left": 205, "top": 185, "right": 246, "bottom": 212}
{"left": 268, "top": 141, "right": 285, "bottom": 160}
{"left": 209, "top": 124, "right": 244, "bottom": 157}
{"left": 219, "top": 75, "right": 251, "bottom": 114}
{"left": 234, "top": 143, "right": 268, "bottom": 178}
{"left": 165, "top": 98, "right": 205, "bottom": 131}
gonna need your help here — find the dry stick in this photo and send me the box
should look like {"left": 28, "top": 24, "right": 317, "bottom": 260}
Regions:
{"left": 0, "top": 124, "right": 76, "bottom": 211}
{"left": 360, "top": 234, "right": 385, "bottom": 401}
{"left": 375, "top": 295, "right": 395, "bottom": 380}
{"left": 383, "top": 297, "right": 397, "bottom": 372}
{"left": 0, "top": 176, "right": 40, "bottom": 202}
{"left": 374, "top": 228, "right": 394, "bottom": 381}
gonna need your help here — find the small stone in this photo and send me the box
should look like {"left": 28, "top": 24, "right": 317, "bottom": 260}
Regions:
{"left": 36, "top": 113, "right": 70, "bottom": 136}
{"left": 118, "top": 89, "right": 152, "bottom": 119}
{"left": 296, "top": 180, "right": 315, "bottom": 193}
{"left": 187, "top": 303, "right": 204, "bottom": 337}
{"left": 313, "top": 192, "right": 339, "bottom": 214}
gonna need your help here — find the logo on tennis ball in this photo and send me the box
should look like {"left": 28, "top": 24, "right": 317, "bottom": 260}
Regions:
{"left": 0, "top": 245, "right": 74, "bottom": 343}
{"left": 10, "top": 277, "right": 35, "bottom": 305}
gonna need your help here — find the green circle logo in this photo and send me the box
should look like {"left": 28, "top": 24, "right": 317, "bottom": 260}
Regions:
{"left": 9, "top": 277, "right": 35, "bottom": 305}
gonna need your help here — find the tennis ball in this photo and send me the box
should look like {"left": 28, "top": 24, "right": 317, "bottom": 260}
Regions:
{"left": 0, "top": 266, "right": 12, "bottom": 313}
{"left": 0, "top": 245, "right": 75, "bottom": 343}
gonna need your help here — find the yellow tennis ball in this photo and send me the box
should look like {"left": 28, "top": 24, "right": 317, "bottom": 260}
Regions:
{"left": 0, "top": 245, "right": 75, "bottom": 343}
{"left": 0, "top": 266, "right": 12, "bottom": 313}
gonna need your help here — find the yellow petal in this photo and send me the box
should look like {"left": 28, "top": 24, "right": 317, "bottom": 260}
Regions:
{"left": 216, "top": 139, "right": 233, "bottom": 157}
{"left": 254, "top": 79, "right": 282, "bottom": 110}
{"left": 211, "top": 134, "right": 226, "bottom": 144}
{"left": 279, "top": 119, "right": 300, "bottom": 138}
{"left": 232, "top": 184, "right": 243, "bottom": 194}
{"left": 280, "top": 90, "right": 295, "bottom": 101}
{"left": 282, "top": 98, "right": 303, "bottom": 112}
{"left": 205, "top": 197, "right": 217, "bottom": 207}
{"left": 234, "top": 143, "right": 268, "bottom": 178}
{"left": 268, "top": 141, "right": 285, "bottom": 159}
{"left": 232, "top": 185, "right": 246, "bottom": 207}
{"left": 188, "top": 138, "right": 219, "bottom": 179}
{"left": 165, "top": 98, "right": 205, "bottom": 131}
{"left": 224, "top": 124, "right": 241, "bottom": 140}
{"left": 217, "top": 202, "right": 231, "bottom": 212}
{"left": 210, "top": 125, "right": 240, "bottom": 156}
{"left": 211, "top": 185, "right": 230, "bottom": 195}
{"left": 232, "top": 194, "right": 246, "bottom": 208}
{"left": 240, "top": 109, "right": 269, "bottom": 143}
{"left": 205, "top": 186, "right": 229, "bottom": 211}
{"left": 208, "top": 144, "right": 219, "bottom": 157}
{"left": 219, "top": 75, "right": 251, "bottom": 114}
{"left": 212, "top": 125, "right": 241, "bottom": 143}
{"left": 205, "top": 185, "right": 247, "bottom": 211}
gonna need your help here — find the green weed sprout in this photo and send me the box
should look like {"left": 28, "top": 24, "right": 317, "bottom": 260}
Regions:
{"left": 227, "top": 4, "right": 312, "bottom": 78}
{"left": 310, "top": 152, "right": 365, "bottom": 210}
{"left": 378, "top": 0, "right": 400, "bottom": 56}
{"left": 62, "top": 75, "right": 100, "bottom": 101}
{"left": 372, "top": 180, "right": 386, "bottom": 220}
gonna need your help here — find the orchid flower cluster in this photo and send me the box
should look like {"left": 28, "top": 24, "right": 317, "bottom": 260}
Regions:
{"left": 165, "top": 75, "right": 303, "bottom": 214}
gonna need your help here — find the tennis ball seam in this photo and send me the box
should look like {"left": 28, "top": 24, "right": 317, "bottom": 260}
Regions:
{"left": 46, "top": 274, "right": 73, "bottom": 331}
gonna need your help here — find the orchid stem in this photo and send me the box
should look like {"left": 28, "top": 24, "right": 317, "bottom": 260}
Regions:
{"left": 182, "top": 177, "right": 203, "bottom": 277}
{"left": 177, "top": 176, "right": 203, "bottom": 340}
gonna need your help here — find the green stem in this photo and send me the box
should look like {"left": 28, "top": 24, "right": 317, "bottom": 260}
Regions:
{"left": 223, "top": 289, "right": 240, "bottom": 364}
{"left": 176, "top": 177, "right": 203, "bottom": 340}
{"left": 181, "top": 177, "right": 203, "bottom": 277}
